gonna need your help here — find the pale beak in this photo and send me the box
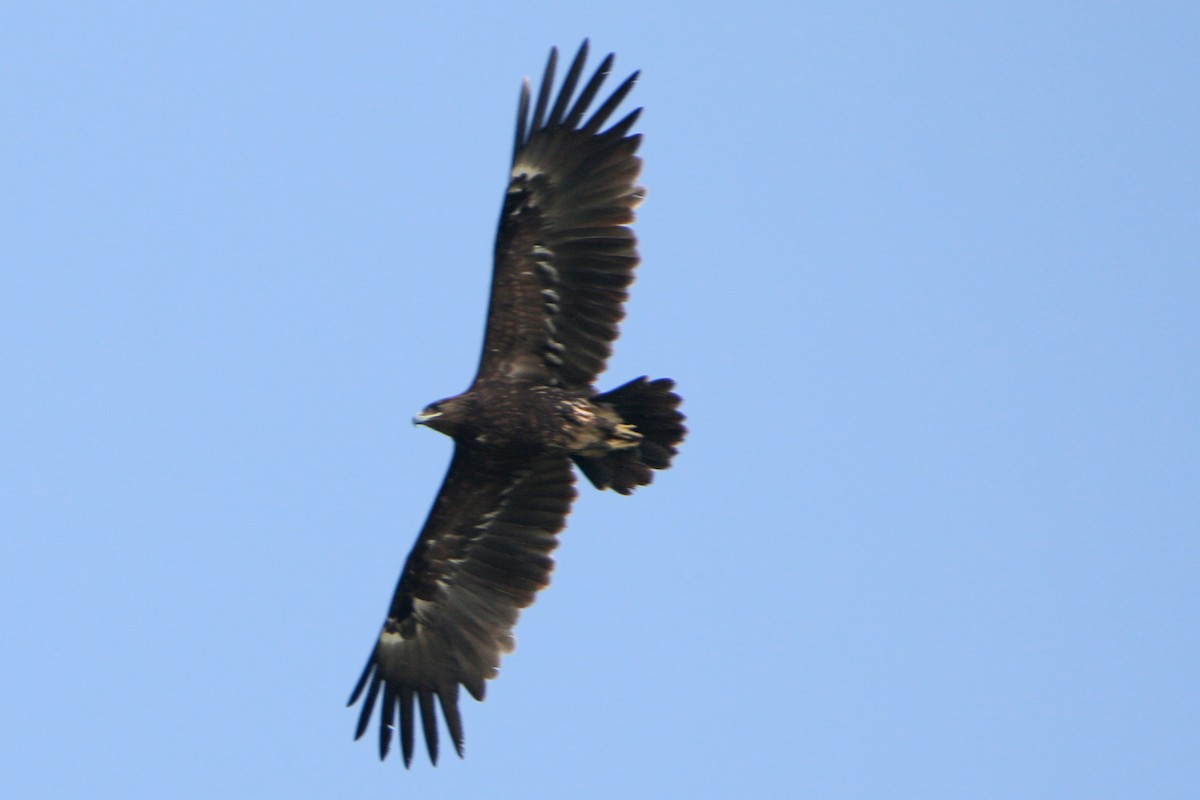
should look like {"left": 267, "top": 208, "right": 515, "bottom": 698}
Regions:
{"left": 413, "top": 410, "right": 441, "bottom": 427}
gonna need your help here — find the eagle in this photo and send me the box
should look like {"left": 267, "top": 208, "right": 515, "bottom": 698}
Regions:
{"left": 347, "top": 41, "right": 685, "bottom": 767}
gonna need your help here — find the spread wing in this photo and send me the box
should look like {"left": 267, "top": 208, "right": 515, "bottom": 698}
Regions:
{"left": 475, "top": 40, "right": 644, "bottom": 390}
{"left": 348, "top": 449, "right": 577, "bottom": 766}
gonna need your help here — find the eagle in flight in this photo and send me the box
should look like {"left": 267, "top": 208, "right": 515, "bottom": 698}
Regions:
{"left": 348, "top": 41, "right": 685, "bottom": 767}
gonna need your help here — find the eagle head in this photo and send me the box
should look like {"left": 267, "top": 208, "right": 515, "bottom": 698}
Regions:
{"left": 414, "top": 394, "right": 473, "bottom": 437}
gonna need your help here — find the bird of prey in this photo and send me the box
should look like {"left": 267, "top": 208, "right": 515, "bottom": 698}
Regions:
{"left": 348, "top": 40, "right": 685, "bottom": 767}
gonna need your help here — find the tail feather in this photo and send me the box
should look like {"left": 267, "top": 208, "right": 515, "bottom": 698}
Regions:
{"left": 574, "top": 377, "right": 685, "bottom": 494}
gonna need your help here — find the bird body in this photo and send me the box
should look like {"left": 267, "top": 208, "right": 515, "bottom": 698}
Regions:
{"left": 417, "top": 380, "right": 642, "bottom": 456}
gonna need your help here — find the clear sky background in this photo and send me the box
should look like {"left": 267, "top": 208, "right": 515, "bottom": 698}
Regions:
{"left": 3, "top": 3, "right": 1197, "bottom": 798}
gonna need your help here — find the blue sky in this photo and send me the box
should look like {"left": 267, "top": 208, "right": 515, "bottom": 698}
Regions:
{"left": 3, "top": 3, "right": 1197, "bottom": 798}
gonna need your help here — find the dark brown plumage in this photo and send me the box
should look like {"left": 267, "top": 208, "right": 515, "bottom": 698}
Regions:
{"left": 348, "top": 41, "right": 685, "bottom": 767}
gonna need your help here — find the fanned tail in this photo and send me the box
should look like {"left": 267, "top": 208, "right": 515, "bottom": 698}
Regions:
{"left": 574, "top": 377, "right": 685, "bottom": 494}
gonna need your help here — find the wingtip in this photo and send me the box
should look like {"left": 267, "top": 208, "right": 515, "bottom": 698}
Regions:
{"left": 347, "top": 649, "right": 376, "bottom": 706}
{"left": 438, "top": 685, "right": 466, "bottom": 759}
{"left": 419, "top": 689, "right": 440, "bottom": 766}
{"left": 351, "top": 668, "right": 381, "bottom": 743}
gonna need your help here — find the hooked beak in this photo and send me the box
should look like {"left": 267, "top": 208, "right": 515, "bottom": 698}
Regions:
{"left": 413, "top": 409, "right": 441, "bottom": 427}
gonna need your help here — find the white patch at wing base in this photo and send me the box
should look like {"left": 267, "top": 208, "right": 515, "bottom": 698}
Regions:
{"left": 510, "top": 162, "right": 544, "bottom": 181}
